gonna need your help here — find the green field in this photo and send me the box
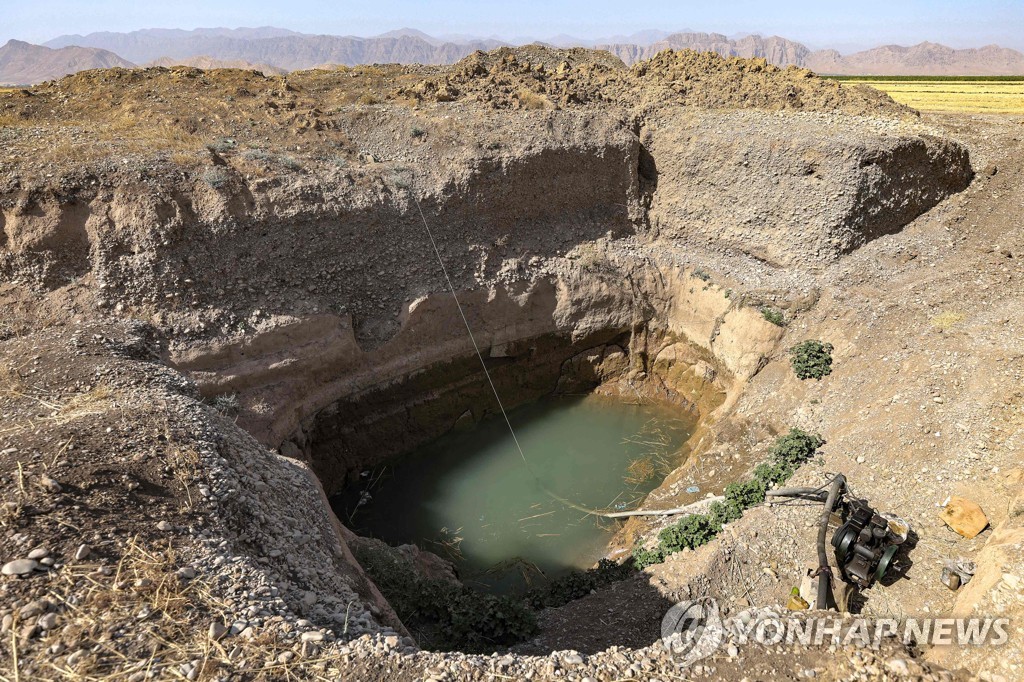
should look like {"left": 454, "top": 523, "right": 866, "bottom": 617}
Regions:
{"left": 826, "top": 76, "right": 1024, "bottom": 113}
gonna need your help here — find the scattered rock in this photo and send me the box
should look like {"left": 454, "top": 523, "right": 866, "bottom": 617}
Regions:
{"left": 74, "top": 544, "right": 91, "bottom": 561}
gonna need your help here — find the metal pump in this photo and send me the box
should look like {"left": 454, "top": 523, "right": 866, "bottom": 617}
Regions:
{"left": 769, "top": 474, "right": 907, "bottom": 610}
{"left": 831, "top": 498, "right": 901, "bottom": 588}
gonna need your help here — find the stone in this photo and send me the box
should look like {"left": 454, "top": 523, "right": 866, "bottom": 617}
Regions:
{"left": 301, "top": 630, "right": 325, "bottom": 643}
{"left": 19, "top": 600, "right": 47, "bottom": 618}
{"left": 2, "top": 559, "right": 38, "bottom": 576}
{"left": 74, "top": 544, "right": 91, "bottom": 561}
{"left": 37, "top": 612, "right": 57, "bottom": 630}
{"left": 38, "top": 476, "right": 62, "bottom": 494}
{"left": 886, "top": 659, "right": 910, "bottom": 676}
{"left": 563, "top": 654, "right": 584, "bottom": 665}
{"left": 176, "top": 566, "right": 196, "bottom": 580}
{"left": 939, "top": 496, "right": 989, "bottom": 538}
{"left": 27, "top": 547, "right": 49, "bottom": 560}
{"left": 209, "top": 621, "right": 228, "bottom": 641}
{"left": 156, "top": 520, "right": 173, "bottom": 531}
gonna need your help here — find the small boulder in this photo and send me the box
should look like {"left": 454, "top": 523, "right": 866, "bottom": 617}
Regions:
{"left": 940, "top": 496, "right": 989, "bottom": 539}
{"left": 2, "top": 559, "right": 39, "bottom": 576}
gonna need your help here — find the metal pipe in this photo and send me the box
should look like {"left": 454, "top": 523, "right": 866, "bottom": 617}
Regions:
{"left": 767, "top": 487, "right": 829, "bottom": 501}
{"left": 816, "top": 474, "right": 846, "bottom": 610}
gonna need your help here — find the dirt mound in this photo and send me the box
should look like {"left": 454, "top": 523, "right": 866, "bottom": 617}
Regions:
{"left": 400, "top": 46, "right": 914, "bottom": 117}
{"left": 631, "top": 49, "right": 915, "bottom": 116}
{"left": 398, "top": 46, "right": 624, "bottom": 108}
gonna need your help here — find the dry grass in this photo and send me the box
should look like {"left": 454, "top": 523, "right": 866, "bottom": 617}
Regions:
{"left": 0, "top": 382, "right": 113, "bottom": 439}
{"left": 0, "top": 112, "right": 30, "bottom": 127}
{"left": 624, "top": 457, "right": 656, "bottom": 486}
{"left": 0, "top": 537, "right": 339, "bottom": 681}
{"left": 931, "top": 310, "right": 966, "bottom": 330}
{"left": 516, "top": 88, "right": 550, "bottom": 110}
{"left": 859, "top": 80, "right": 1024, "bottom": 114}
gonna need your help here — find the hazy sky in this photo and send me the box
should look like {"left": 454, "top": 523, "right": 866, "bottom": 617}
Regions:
{"left": 4, "top": 0, "right": 1023, "bottom": 51}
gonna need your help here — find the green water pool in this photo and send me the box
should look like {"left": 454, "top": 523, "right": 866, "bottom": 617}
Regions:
{"left": 334, "top": 394, "right": 694, "bottom": 593}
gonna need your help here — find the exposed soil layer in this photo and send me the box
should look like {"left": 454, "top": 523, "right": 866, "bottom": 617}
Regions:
{"left": 0, "top": 46, "right": 1016, "bottom": 681}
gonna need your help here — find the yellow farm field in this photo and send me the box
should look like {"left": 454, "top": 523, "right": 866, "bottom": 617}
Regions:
{"left": 858, "top": 80, "right": 1024, "bottom": 114}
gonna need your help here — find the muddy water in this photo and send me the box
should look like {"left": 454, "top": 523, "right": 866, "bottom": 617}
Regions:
{"left": 335, "top": 395, "right": 694, "bottom": 594}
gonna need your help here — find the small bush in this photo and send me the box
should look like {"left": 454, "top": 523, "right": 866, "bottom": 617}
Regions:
{"left": 770, "top": 427, "right": 825, "bottom": 470}
{"left": 761, "top": 307, "right": 785, "bottom": 326}
{"left": 631, "top": 427, "right": 824, "bottom": 570}
{"left": 631, "top": 546, "right": 665, "bottom": 569}
{"left": 528, "top": 559, "right": 633, "bottom": 609}
{"left": 724, "top": 478, "right": 766, "bottom": 510}
{"left": 201, "top": 167, "right": 229, "bottom": 189}
{"left": 707, "top": 500, "right": 743, "bottom": 530}
{"left": 206, "top": 138, "right": 236, "bottom": 153}
{"left": 754, "top": 461, "right": 788, "bottom": 487}
{"left": 354, "top": 544, "right": 537, "bottom": 651}
{"left": 209, "top": 393, "right": 240, "bottom": 415}
{"left": 692, "top": 269, "right": 711, "bottom": 282}
{"left": 790, "top": 340, "right": 834, "bottom": 380}
{"left": 241, "top": 148, "right": 272, "bottom": 163}
{"left": 357, "top": 93, "right": 380, "bottom": 105}
{"left": 658, "top": 514, "right": 717, "bottom": 554}
{"left": 410, "top": 126, "right": 426, "bottom": 138}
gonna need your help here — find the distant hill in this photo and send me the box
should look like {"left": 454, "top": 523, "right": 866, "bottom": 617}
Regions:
{"left": 805, "top": 42, "right": 1024, "bottom": 76}
{"left": 19, "top": 27, "right": 1024, "bottom": 79}
{"left": 0, "top": 39, "right": 135, "bottom": 85}
{"left": 598, "top": 32, "right": 812, "bottom": 67}
{"left": 42, "top": 27, "right": 505, "bottom": 70}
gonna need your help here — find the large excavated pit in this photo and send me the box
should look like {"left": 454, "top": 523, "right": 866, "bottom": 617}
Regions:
{"left": 3, "top": 49, "right": 1007, "bottom": 679}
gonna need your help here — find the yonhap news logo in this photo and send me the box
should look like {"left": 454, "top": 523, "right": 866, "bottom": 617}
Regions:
{"left": 661, "top": 598, "right": 1009, "bottom": 667}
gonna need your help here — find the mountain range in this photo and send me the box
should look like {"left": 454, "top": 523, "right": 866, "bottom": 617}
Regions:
{"left": 1, "top": 27, "right": 1022, "bottom": 86}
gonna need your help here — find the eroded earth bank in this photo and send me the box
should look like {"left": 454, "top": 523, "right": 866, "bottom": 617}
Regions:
{"left": 0, "top": 48, "right": 1021, "bottom": 680}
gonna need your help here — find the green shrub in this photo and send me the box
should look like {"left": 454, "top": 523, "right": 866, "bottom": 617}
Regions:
{"left": 201, "top": 167, "right": 229, "bottom": 189}
{"left": 658, "top": 514, "right": 717, "bottom": 554}
{"left": 209, "top": 392, "right": 239, "bottom": 415}
{"left": 528, "top": 559, "right": 633, "bottom": 609}
{"left": 206, "top": 138, "right": 237, "bottom": 153}
{"left": 631, "top": 546, "right": 666, "bottom": 569}
{"left": 242, "top": 148, "right": 272, "bottom": 163}
{"left": 353, "top": 544, "right": 537, "bottom": 651}
{"left": 790, "top": 340, "right": 834, "bottom": 380}
{"left": 629, "top": 428, "right": 824, "bottom": 574}
{"left": 753, "top": 461, "right": 787, "bottom": 487}
{"left": 724, "top": 478, "right": 766, "bottom": 510}
{"left": 411, "top": 126, "right": 426, "bottom": 138}
{"left": 707, "top": 500, "right": 743, "bottom": 530}
{"left": 692, "top": 269, "right": 711, "bottom": 282}
{"left": 761, "top": 307, "right": 785, "bottom": 326}
{"left": 770, "top": 428, "right": 825, "bottom": 469}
